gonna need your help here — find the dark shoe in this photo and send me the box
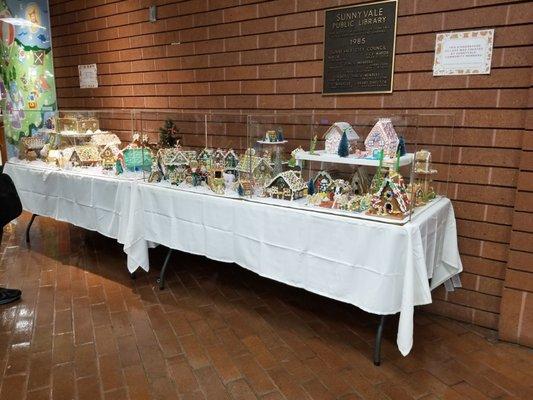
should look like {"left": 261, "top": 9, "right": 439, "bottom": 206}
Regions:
{"left": 0, "top": 288, "right": 22, "bottom": 305}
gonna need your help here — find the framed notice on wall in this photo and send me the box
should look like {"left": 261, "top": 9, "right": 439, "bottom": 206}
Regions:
{"left": 78, "top": 64, "right": 98, "bottom": 88}
{"left": 323, "top": 0, "right": 398, "bottom": 95}
{"left": 433, "top": 29, "right": 494, "bottom": 76}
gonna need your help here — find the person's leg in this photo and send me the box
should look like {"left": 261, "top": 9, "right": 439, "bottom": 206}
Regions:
{"left": 0, "top": 227, "right": 22, "bottom": 305}
{"left": 0, "top": 288, "right": 22, "bottom": 305}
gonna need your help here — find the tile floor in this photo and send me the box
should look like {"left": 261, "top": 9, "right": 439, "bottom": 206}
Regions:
{"left": 0, "top": 214, "right": 532, "bottom": 400}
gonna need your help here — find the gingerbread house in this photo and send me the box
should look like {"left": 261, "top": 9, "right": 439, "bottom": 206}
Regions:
{"left": 157, "top": 147, "right": 197, "bottom": 177}
{"left": 264, "top": 170, "right": 308, "bottom": 201}
{"left": 197, "top": 148, "right": 214, "bottom": 166}
{"left": 100, "top": 144, "right": 120, "bottom": 170}
{"left": 236, "top": 148, "right": 273, "bottom": 185}
{"left": 364, "top": 118, "right": 399, "bottom": 158}
{"left": 368, "top": 170, "right": 411, "bottom": 218}
{"left": 313, "top": 171, "right": 333, "bottom": 193}
{"left": 323, "top": 122, "right": 359, "bottom": 154}
{"left": 69, "top": 146, "right": 101, "bottom": 167}
{"left": 236, "top": 179, "right": 253, "bottom": 196}
{"left": 19, "top": 136, "right": 46, "bottom": 161}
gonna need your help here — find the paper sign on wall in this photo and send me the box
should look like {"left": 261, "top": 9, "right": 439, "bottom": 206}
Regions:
{"left": 78, "top": 64, "right": 98, "bottom": 88}
{"left": 433, "top": 29, "right": 494, "bottom": 76}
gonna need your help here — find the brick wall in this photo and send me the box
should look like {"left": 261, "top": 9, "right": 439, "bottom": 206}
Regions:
{"left": 48, "top": 0, "right": 533, "bottom": 343}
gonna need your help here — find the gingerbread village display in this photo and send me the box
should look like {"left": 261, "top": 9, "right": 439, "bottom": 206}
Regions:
{"left": 15, "top": 113, "right": 443, "bottom": 224}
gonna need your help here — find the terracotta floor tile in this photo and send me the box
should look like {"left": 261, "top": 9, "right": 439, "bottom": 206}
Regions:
{"left": 77, "top": 375, "right": 103, "bottom": 400}
{"left": 74, "top": 342, "right": 98, "bottom": 378}
{"left": 53, "top": 332, "right": 75, "bottom": 365}
{"left": 123, "top": 364, "right": 152, "bottom": 400}
{"left": 104, "top": 387, "right": 129, "bottom": 400}
{"left": 0, "top": 373, "right": 27, "bottom": 400}
{"left": 95, "top": 325, "right": 119, "bottom": 356}
{"left": 26, "top": 387, "right": 52, "bottom": 400}
{"left": 27, "top": 350, "right": 52, "bottom": 391}
{"left": 98, "top": 353, "right": 124, "bottom": 392}
{"left": 167, "top": 356, "right": 200, "bottom": 394}
{"left": 1, "top": 216, "right": 532, "bottom": 400}
{"left": 52, "top": 363, "right": 76, "bottom": 400}
{"left": 4, "top": 341, "right": 31, "bottom": 376}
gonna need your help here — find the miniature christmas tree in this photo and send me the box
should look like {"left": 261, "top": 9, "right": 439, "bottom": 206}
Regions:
{"left": 307, "top": 179, "right": 315, "bottom": 195}
{"left": 276, "top": 128, "right": 284, "bottom": 142}
{"left": 397, "top": 136, "right": 406, "bottom": 156}
{"left": 337, "top": 131, "right": 350, "bottom": 157}
{"left": 158, "top": 119, "right": 180, "bottom": 148}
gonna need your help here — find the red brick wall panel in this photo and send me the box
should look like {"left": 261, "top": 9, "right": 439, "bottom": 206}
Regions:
{"left": 49, "top": 1, "right": 533, "bottom": 336}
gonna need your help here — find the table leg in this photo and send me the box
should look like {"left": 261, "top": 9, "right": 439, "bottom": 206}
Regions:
{"left": 25, "top": 214, "right": 38, "bottom": 244}
{"left": 157, "top": 248, "right": 173, "bottom": 290}
{"left": 373, "top": 315, "right": 387, "bottom": 366}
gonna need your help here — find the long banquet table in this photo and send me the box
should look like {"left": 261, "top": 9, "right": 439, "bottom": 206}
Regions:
{"left": 4, "top": 161, "right": 462, "bottom": 358}
{"left": 3, "top": 161, "right": 146, "bottom": 272}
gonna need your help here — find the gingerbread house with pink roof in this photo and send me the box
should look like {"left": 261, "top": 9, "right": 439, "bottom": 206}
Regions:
{"left": 364, "top": 118, "right": 399, "bottom": 158}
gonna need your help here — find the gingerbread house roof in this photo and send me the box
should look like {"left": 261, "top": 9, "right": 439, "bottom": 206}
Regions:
{"left": 323, "top": 122, "right": 359, "bottom": 141}
{"left": 158, "top": 147, "right": 196, "bottom": 166}
{"left": 90, "top": 133, "right": 121, "bottom": 147}
{"left": 100, "top": 143, "right": 121, "bottom": 158}
{"left": 266, "top": 170, "right": 306, "bottom": 192}
{"left": 71, "top": 145, "right": 101, "bottom": 163}
{"left": 21, "top": 136, "right": 45, "bottom": 150}
{"left": 236, "top": 149, "right": 272, "bottom": 174}
{"left": 197, "top": 148, "right": 214, "bottom": 160}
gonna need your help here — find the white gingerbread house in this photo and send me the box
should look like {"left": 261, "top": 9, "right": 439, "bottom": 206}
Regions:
{"left": 364, "top": 118, "right": 399, "bottom": 158}
{"left": 323, "top": 122, "right": 359, "bottom": 154}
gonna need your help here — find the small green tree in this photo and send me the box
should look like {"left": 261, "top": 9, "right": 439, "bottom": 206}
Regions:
{"left": 337, "top": 131, "right": 349, "bottom": 157}
{"left": 158, "top": 119, "right": 180, "bottom": 148}
{"left": 307, "top": 179, "right": 314, "bottom": 195}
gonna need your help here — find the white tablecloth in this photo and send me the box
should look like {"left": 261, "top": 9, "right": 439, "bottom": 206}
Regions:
{"left": 133, "top": 182, "right": 462, "bottom": 356}
{"left": 4, "top": 162, "right": 462, "bottom": 356}
{"left": 3, "top": 161, "right": 146, "bottom": 272}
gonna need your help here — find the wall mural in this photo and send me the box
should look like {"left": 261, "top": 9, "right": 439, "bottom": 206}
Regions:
{"left": 0, "top": 0, "right": 57, "bottom": 159}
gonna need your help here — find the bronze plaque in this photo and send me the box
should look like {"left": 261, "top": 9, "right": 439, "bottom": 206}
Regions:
{"left": 323, "top": 0, "right": 398, "bottom": 95}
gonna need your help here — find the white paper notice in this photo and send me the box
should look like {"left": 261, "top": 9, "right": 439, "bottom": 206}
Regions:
{"left": 433, "top": 29, "right": 494, "bottom": 76}
{"left": 78, "top": 64, "right": 98, "bottom": 88}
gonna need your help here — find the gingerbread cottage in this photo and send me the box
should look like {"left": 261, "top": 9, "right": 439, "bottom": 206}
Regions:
{"left": 364, "top": 118, "right": 399, "bottom": 159}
